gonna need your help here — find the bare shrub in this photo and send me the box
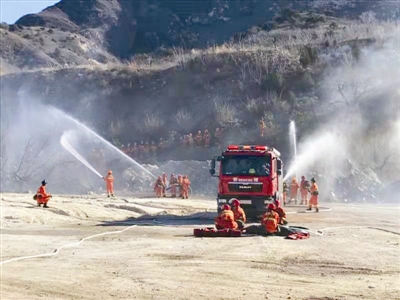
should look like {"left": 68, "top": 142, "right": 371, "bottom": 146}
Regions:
{"left": 175, "top": 109, "right": 193, "bottom": 126}
{"left": 109, "top": 119, "right": 124, "bottom": 136}
{"left": 244, "top": 97, "right": 265, "bottom": 117}
{"left": 213, "top": 98, "right": 238, "bottom": 126}
{"left": 172, "top": 47, "right": 188, "bottom": 69}
{"left": 143, "top": 114, "right": 164, "bottom": 132}
{"left": 262, "top": 111, "right": 280, "bottom": 136}
{"left": 1, "top": 137, "right": 59, "bottom": 192}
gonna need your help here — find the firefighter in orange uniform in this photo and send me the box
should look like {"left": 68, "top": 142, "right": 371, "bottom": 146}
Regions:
{"left": 181, "top": 175, "right": 191, "bottom": 199}
{"left": 154, "top": 176, "right": 164, "bottom": 198}
{"left": 307, "top": 177, "right": 319, "bottom": 212}
{"left": 162, "top": 173, "right": 168, "bottom": 197}
{"left": 203, "top": 129, "right": 211, "bottom": 147}
{"left": 274, "top": 200, "right": 287, "bottom": 225}
{"left": 195, "top": 130, "right": 202, "bottom": 147}
{"left": 214, "top": 204, "right": 238, "bottom": 230}
{"left": 259, "top": 119, "right": 266, "bottom": 137}
{"left": 283, "top": 181, "right": 288, "bottom": 205}
{"left": 35, "top": 180, "right": 52, "bottom": 208}
{"left": 169, "top": 174, "right": 178, "bottom": 198}
{"left": 231, "top": 199, "right": 246, "bottom": 229}
{"left": 103, "top": 170, "right": 115, "bottom": 197}
{"left": 177, "top": 174, "right": 183, "bottom": 197}
{"left": 300, "top": 175, "right": 309, "bottom": 205}
{"left": 290, "top": 177, "right": 299, "bottom": 204}
{"left": 261, "top": 203, "right": 280, "bottom": 234}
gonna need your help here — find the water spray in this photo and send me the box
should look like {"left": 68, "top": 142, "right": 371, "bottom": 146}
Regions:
{"left": 60, "top": 132, "right": 103, "bottom": 178}
{"left": 50, "top": 106, "right": 157, "bottom": 179}
{"left": 285, "top": 120, "right": 298, "bottom": 181}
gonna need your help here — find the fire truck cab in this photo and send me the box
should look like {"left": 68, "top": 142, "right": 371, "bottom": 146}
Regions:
{"left": 209, "top": 145, "right": 284, "bottom": 219}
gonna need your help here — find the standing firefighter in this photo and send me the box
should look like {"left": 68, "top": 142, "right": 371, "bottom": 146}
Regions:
{"left": 300, "top": 176, "right": 309, "bottom": 205}
{"left": 307, "top": 177, "right": 319, "bottom": 212}
{"left": 290, "top": 177, "right": 299, "bottom": 204}
{"left": 259, "top": 119, "right": 266, "bottom": 137}
{"left": 283, "top": 181, "right": 288, "bottom": 205}
{"left": 169, "top": 174, "right": 178, "bottom": 198}
{"left": 214, "top": 204, "right": 238, "bottom": 230}
{"left": 162, "top": 173, "right": 168, "bottom": 197}
{"left": 231, "top": 199, "right": 246, "bottom": 229}
{"left": 35, "top": 180, "right": 52, "bottom": 208}
{"left": 103, "top": 170, "right": 114, "bottom": 198}
{"left": 177, "top": 174, "right": 183, "bottom": 197}
{"left": 154, "top": 176, "right": 165, "bottom": 198}
{"left": 181, "top": 175, "right": 191, "bottom": 199}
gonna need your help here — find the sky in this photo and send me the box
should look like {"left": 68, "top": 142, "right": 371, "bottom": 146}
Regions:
{"left": 1, "top": 0, "right": 58, "bottom": 24}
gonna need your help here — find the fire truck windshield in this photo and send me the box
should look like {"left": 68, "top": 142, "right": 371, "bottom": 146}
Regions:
{"left": 221, "top": 155, "right": 271, "bottom": 176}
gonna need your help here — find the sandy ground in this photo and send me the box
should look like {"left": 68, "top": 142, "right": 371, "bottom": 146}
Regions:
{"left": 1, "top": 193, "right": 400, "bottom": 300}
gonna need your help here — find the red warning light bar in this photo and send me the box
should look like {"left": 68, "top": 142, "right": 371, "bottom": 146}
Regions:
{"left": 227, "top": 145, "right": 268, "bottom": 151}
{"left": 227, "top": 145, "right": 239, "bottom": 150}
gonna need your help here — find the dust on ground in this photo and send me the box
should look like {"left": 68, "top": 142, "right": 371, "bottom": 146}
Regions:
{"left": 1, "top": 193, "right": 400, "bottom": 300}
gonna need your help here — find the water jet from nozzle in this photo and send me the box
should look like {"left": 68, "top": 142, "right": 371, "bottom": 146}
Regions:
{"left": 61, "top": 132, "right": 103, "bottom": 178}
{"left": 285, "top": 120, "right": 298, "bottom": 181}
{"left": 50, "top": 106, "right": 157, "bottom": 179}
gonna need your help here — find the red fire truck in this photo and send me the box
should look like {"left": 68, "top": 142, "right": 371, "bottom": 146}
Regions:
{"left": 209, "top": 145, "right": 284, "bottom": 218}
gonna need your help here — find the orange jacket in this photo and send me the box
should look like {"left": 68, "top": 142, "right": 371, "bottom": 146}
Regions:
{"left": 216, "top": 210, "right": 238, "bottom": 229}
{"left": 232, "top": 206, "right": 246, "bottom": 223}
{"left": 182, "top": 178, "right": 190, "bottom": 190}
{"left": 275, "top": 207, "right": 286, "bottom": 224}
{"left": 310, "top": 182, "right": 319, "bottom": 195}
{"left": 290, "top": 181, "right": 299, "bottom": 194}
{"left": 261, "top": 210, "right": 279, "bottom": 233}
{"left": 154, "top": 178, "right": 164, "bottom": 189}
{"left": 300, "top": 179, "right": 308, "bottom": 192}
{"left": 37, "top": 186, "right": 50, "bottom": 199}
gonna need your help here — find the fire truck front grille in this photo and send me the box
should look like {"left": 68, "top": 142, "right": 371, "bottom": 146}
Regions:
{"left": 228, "top": 183, "right": 263, "bottom": 193}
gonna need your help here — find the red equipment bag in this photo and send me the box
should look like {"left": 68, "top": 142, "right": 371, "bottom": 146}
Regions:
{"left": 193, "top": 228, "right": 242, "bottom": 237}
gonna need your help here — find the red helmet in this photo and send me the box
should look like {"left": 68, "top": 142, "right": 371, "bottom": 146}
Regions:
{"left": 267, "top": 203, "right": 276, "bottom": 210}
{"left": 301, "top": 175, "right": 305, "bottom": 179}
{"left": 222, "top": 204, "right": 231, "bottom": 211}
{"left": 108, "top": 170, "right": 112, "bottom": 174}
{"left": 231, "top": 199, "right": 240, "bottom": 206}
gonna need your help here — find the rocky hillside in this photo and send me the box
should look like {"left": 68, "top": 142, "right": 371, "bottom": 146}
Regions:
{"left": 1, "top": 0, "right": 399, "bottom": 72}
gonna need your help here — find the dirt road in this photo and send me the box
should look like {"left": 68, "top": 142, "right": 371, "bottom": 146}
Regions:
{"left": 1, "top": 194, "right": 400, "bottom": 300}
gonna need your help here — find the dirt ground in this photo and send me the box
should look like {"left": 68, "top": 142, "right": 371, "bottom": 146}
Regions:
{"left": 1, "top": 193, "right": 399, "bottom": 300}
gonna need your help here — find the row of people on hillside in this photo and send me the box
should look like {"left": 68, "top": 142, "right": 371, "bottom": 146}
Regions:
{"left": 283, "top": 176, "right": 319, "bottom": 212}
{"left": 119, "top": 128, "right": 225, "bottom": 160}
{"left": 154, "top": 173, "right": 191, "bottom": 199}
{"left": 214, "top": 199, "right": 287, "bottom": 235}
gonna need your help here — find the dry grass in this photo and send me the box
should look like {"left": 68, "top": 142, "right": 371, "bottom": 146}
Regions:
{"left": 174, "top": 109, "right": 193, "bottom": 126}
{"left": 143, "top": 114, "right": 164, "bottom": 132}
{"left": 213, "top": 97, "right": 238, "bottom": 126}
{"left": 2, "top": 19, "right": 398, "bottom": 78}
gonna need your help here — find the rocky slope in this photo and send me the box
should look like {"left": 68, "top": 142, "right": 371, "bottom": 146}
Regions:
{"left": 1, "top": 0, "right": 399, "bottom": 72}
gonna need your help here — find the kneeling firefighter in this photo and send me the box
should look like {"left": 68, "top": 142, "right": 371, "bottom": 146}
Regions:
{"left": 214, "top": 204, "right": 238, "bottom": 230}
{"left": 244, "top": 203, "right": 279, "bottom": 235}
{"left": 34, "top": 180, "right": 52, "bottom": 208}
{"left": 231, "top": 199, "right": 246, "bottom": 229}
{"left": 274, "top": 199, "right": 288, "bottom": 225}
